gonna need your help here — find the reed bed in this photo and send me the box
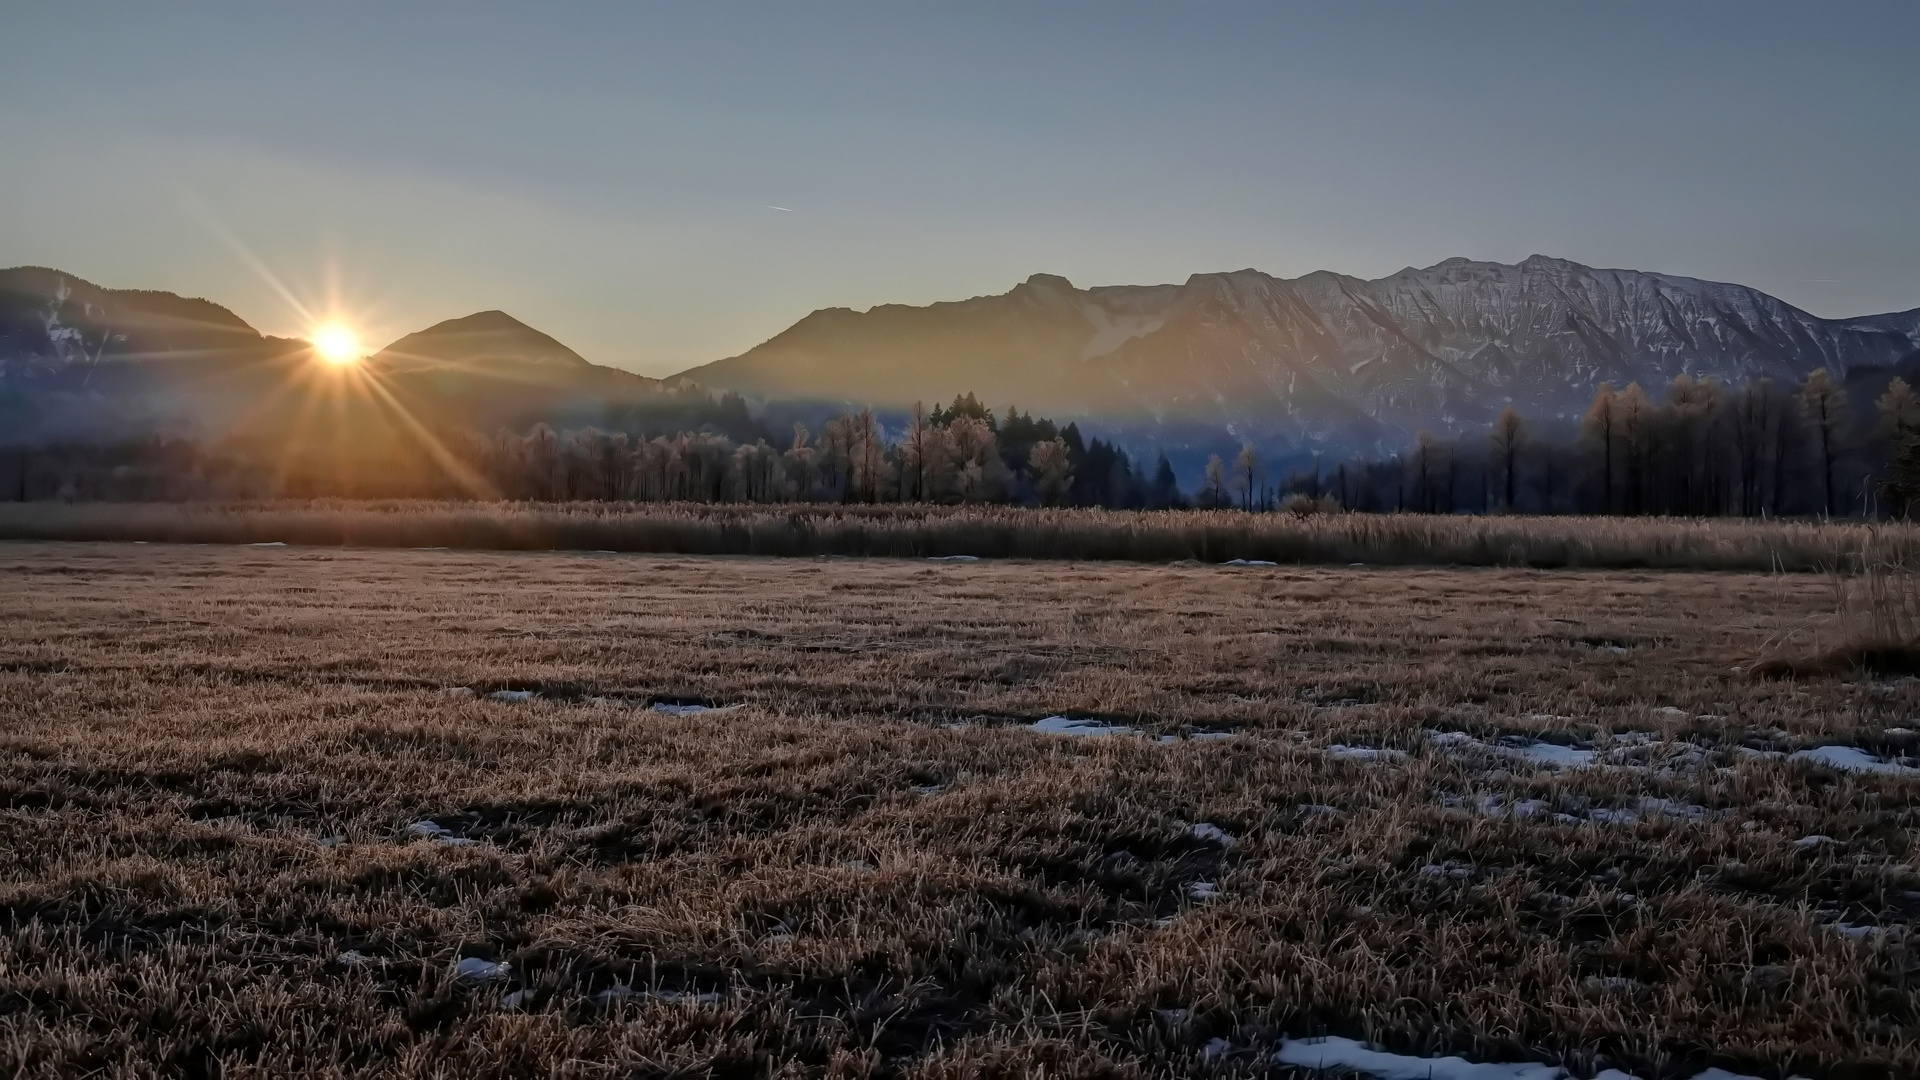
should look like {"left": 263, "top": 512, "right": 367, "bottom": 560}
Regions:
{"left": 1, "top": 500, "right": 1914, "bottom": 571}
{"left": 1752, "top": 541, "right": 1920, "bottom": 676}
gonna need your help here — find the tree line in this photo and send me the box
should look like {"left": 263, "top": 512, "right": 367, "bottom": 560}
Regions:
{"left": 1238, "top": 369, "right": 1920, "bottom": 518}
{"left": 0, "top": 392, "right": 1188, "bottom": 509}
{"left": 9, "top": 371, "right": 1920, "bottom": 518}
{"left": 472, "top": 393, "right": 1187, "bottom": 508}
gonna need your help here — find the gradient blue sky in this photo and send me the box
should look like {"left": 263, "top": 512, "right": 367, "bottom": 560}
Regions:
{"left": 4, "top": 2, "right": 1916, "bottom": 375}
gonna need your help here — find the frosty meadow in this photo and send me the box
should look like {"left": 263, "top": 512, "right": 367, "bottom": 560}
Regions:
{"left": 1, "top": 542, "right": 1916, "bottom": 1077}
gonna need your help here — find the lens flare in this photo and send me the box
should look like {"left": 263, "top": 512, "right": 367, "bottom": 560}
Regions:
{"left": 310, "top": 324, "right": 362, "bottom": 366}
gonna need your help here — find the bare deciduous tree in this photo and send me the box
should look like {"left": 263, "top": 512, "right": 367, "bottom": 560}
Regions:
{"left": 1490, "top": 406, "right": 1523, "bottom": 511}
{"left": 1028, "top": 437, "right": 1073, "bottom": 506}
{"left": 1582, "top": 384, "right": 1618, "bottom": 513}
{"left": 1799, "top": 368, "right": 1846, "bottom": 517}
{"left": 1234, "top": 443, "right": 1258, "bottom": 512}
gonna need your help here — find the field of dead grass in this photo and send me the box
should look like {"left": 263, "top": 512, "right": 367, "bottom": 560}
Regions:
{"left": 2, "top": 500, "right": 1916, "bottom": 571}
{"left": 0, "top": 543, "right": 1915, "bottom": 1078}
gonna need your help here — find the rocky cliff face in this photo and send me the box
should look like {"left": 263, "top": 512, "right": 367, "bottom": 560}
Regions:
{"left": 678, "top": 256, "right": 1920, "bottom": 448}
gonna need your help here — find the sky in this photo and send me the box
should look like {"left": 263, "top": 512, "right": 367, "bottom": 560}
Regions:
{"left": 3, "top": 2, "right": 1917, "bottom": 376}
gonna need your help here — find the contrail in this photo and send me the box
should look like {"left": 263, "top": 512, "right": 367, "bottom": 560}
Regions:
{"left": 766, "top": 205, "right": 794, "bottom": 212}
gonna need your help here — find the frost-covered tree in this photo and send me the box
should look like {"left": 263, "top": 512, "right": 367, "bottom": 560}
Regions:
{"left": 1029, "top": 437, "right": 1073, "bottom": 506}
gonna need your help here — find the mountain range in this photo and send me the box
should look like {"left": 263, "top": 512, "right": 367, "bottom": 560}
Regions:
{"left": 676, "top": 255, "right": 1920, "bottom": 450}
{"left": 5, "top": 258, "right": 1918, "bottom": 455}
{"left": 0, "top": 267, "right": 671, "bottom": 445}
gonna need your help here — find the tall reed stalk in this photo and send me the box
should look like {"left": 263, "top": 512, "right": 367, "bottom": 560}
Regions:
{"left": 2, "top": 500, "right": 1916, "bottom": 573}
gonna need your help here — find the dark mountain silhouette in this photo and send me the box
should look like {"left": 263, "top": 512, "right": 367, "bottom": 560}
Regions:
{"left": 363, "top": 309, "right": 671, "bottom": 431}
{"left": 0, "top": 265, "right": 308, "bottom": 443}
{"left": 676, "top": 257, "right": 1920, "bottom": 450}
{"left": 0, "top": 265, "right": 271, "bottom": 376}
{"left": 0, "top": 268, "right": 678, "bottom": 446}
{"left": 377, "top": 309, "right": 595, "bottom": 371}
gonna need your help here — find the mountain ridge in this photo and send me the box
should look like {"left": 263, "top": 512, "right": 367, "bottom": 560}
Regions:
{"left": 0, "top": 266, "right": 669, "bottom": 445}
{"left": 675, "top": 256, "right": 1920, "bottom": 449}
{"left": 376, "top": 309, "right": 597, "bottom": 372}
{"left": 9, "top": 258, "right": 1920, "bottom": 456}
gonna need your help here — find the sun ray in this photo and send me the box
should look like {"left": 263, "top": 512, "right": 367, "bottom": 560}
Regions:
{"left": 362, "top": 347, "right": 577, "bottom": 390}
{"left": 177, "top": 194, "right": 319, "bottom": 327}
{"left": 266, "top": 375, "right": 332, "bottom": 496}
{"left": 215, "top": 350, "right": 325, "bottom": 441}
{"left": 353, "top": 365, "right": 500, "bottom": 499}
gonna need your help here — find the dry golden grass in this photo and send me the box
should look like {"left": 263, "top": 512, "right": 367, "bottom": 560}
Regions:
{"left": 1750, "top": 545, "right": 1920, "bottom": 679}
{"left": 0, "top": 543, "right": 1915, "bottom": 1078}
{"left": 3, "top": 500, "right": 1918, "bottom": 571}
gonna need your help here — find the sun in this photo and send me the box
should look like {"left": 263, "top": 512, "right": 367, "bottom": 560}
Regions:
{"left": 310, "top": 324, "right": 362, "bottom": 366}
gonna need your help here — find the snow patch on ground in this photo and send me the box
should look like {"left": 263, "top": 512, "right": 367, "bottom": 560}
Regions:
{"left": 406, "top": 821, "right": 475, "bottom": 846}
{"left": 1274, "top": 1036, "right": 1562, "bottom": 1079}
{"left": 453, "top": 957, "right": 510, "bottom": 983}
{"left": 1428, "top": 730, "right": 1623, "bottom": 770}
{"left": 1449, "top": 794, "right": 1715, "bottom": 827}
{"left": 1033, "top": 716, "right": 1138, "bottom": 737}
{"left": 1326, "top": 744, "right": 1407, "bottom": 762}
{"left": 1189, "top": 823, "right": 1237, "bottom": 848}
{"left": 651, "top": 702, "right": 745, "bottom": 716}
{"left": 1788, "top": 744, "right": 1920, "bottom": 777}
{"left": 1502, "top": 740, "right": 1594, "bottom": 769}
{"left": 1222, "top": 558, "right": 1278, "bottom": 567}
{"left": 1275, "top": 1035, "right": 1782, "bottom": 1080}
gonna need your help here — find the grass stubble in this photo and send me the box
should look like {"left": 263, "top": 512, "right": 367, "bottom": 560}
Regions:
{"left": 0, "top": 543, "right": 1914, "bottom": 1078}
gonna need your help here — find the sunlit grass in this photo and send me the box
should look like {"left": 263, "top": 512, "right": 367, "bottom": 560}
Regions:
{"left": 0, "top": 501, "right": 1914, "bottom": 571}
